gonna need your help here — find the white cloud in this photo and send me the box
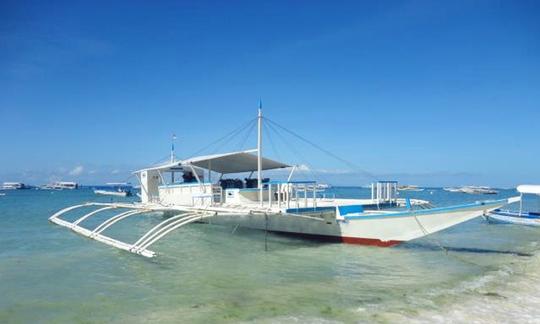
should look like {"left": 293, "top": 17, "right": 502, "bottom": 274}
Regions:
{"left": 111, "top": 169, "right": 120, "bottom": 174}
{"left": 69, "top": 165, "right": 84, "bottom": 176}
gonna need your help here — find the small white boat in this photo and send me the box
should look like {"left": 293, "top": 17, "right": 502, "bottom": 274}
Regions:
{"left": 460, "top": 186, "right": 498, "bottom": 195}
{"left": 398, "top": 185, "right": 424, "bottom": 192}
{"left": 44, "top": 181, "right": 79, "bottom": 190}
{"left": 443, "top": 187, "right": 462, "bottom": 192}
{"left": 306, "top": 183, "right": 332, "bottom": 192}
{"left": 487, "top": 185, "right": 540, "bottom": 226}
{"left": 0, "top": 193, "right": 5, "bottom": 196}
{"left": 94, "top": 189, "right": 130, "bottom": 197}
{"left": 2, "top": 182, "right": 28, "bottom": 190}
{"left": 94, "top": 183, "right": 132, "bottom": 197}
{"left": 444, "top": 186, "right": 498, "bottom": 195}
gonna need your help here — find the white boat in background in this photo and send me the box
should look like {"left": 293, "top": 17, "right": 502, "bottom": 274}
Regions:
{"left": 94, "top": 183, "right": 133, "bottom": 197}
{"left": 317, "top": 183, "right": 331, "bottom": 189}
{"left": 49, "top": 108, "right": 518, "bottom": 258}
{"left": 306, "top": 183, "right": 332, "bottom": 192}
{"left": 2, "top": 182, "right": 28, "bottom": 190}
{"left": 94, "top": 189, "right": 130, "bottom": 197}
{"left": 398, "top": 185, "right": 424, "bottom": 192}
{"left": 487, "top": 185, "right": 540, "bottom": 226}
{"left": 460, "top": 186, "right": 498, "bottom": 195}
{"left": 444, "top": 186, "right": 498, "bottom": 195}
{"left": 443, "top": 187, "right": 462, "bottom": 193}
{"left": 45, "top": 181, "right": 79, "bottom": 190}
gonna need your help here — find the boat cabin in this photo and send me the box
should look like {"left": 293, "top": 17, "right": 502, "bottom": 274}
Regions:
{"left": 135, "top": 149, "right": 291, "bottom": 207}
{"left": 134, "top": 149, "right": 345, "bottom": 210}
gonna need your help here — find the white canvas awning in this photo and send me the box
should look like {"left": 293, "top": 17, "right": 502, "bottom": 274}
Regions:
{"left": 134, "top": 149, "right": 290, "bottom": 175}
{"left": 517, "top": 185, "right": 540, "bottom": 195}
{"left": 184, "top": 149, "right": 290, "bottom": 174}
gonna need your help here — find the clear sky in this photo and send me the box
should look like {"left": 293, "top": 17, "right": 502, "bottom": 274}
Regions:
{"left": 1, "top": 0, "right": 539, "bottom": 187}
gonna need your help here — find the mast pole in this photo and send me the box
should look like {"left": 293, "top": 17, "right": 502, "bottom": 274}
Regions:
{"left": 257, "top": 101, "right": 263, "bottom": 206}
{"left": 170, "top": 134, "right": 176, "bottom": 163}
{"left": 171, "top": 134, "right": 176, "bottom": 183}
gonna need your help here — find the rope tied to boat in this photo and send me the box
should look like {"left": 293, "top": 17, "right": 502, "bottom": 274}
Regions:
{"left": 412, "top": 210, "right": 501, "bottom": 267}
{"left": 412, "top": 213, "right": 449, "bottom": 255}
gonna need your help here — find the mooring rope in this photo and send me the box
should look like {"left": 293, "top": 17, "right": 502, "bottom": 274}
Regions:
{"left": 412, "top": 211, "right": 498, "bottom": 267}
{"left": 413, "top": 213, "right": 449, "bottom": 255}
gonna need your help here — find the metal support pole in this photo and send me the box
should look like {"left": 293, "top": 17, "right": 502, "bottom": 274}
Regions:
{"left": 257, "top": 105, "right": 263, "bottom": 207}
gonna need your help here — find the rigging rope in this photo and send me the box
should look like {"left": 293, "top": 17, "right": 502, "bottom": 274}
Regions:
{"left": 265, "top": 121, "right": 332, "bottom": 186}
{"left": 188, "top": 117, "right": 257, "bottom": 158}
{"left": 238, "top": 118, "right": 257, "bottom": 151}
{"left": 263, "top": 122, "right": 282, "bottom": 162}
{"left": 265, "top": 118, "right": 377, "bottom": 180}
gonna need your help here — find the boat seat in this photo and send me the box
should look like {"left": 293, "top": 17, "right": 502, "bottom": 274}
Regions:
{"left": 336, "top": 205, "right": 364, "bottom": 219}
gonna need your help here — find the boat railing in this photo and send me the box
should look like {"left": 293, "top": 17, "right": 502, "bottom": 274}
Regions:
{"left": 265, "top": 180, "right": 319, "bottom": 209}
{"left": 319, "top": 192, "right": 336, "bottom": 201}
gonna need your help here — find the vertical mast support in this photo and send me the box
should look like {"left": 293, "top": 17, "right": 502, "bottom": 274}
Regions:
{"left": 257, "top": 102, "right": 263, "bottom": 207}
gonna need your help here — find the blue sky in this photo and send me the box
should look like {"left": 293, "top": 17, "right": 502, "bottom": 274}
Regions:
{"left": 1, "top": 0, "right": 539, "bottom": 187}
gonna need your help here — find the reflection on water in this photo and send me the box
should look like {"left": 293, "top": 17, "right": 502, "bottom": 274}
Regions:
{"left": 0, "top": 188, "right": 539, "bottom": 323}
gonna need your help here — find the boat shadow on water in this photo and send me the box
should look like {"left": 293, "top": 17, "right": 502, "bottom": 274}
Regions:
{"left": 400, "top": 242, "right": 534, "bottom": 257}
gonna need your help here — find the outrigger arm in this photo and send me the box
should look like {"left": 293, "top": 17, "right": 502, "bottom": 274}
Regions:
{"left": 49, "top": 202, "right": 215, "bottom": 258}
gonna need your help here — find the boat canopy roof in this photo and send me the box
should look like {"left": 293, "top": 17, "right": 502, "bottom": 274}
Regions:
{"left": 184, "top": 149, "right": 289, "bottom": 174}
{"left": 135, "top": 149, "right": 290, "bottom": 175}
{"left": 517, "top": 185, "right": 540, "bottom": 195}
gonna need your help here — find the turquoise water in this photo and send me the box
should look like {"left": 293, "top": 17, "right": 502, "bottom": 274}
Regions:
{"left": 1, "top": 188, "right": 540, "bottom": 323}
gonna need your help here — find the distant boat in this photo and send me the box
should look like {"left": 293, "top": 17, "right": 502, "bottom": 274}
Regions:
{"left": 2, "top": 182, "right": 29, "bottom": 190}
{"left": 94, "top": 183, "right": 132, "bottom": 197}
{"left": 444, "top": 186, "right": 498, "bottom": 195}
{"left": 0, "top": 193, "right": 5, "bottom": 196}
{"left": 398, "top": 185, "right": 424, "bottom": 192}
{"left": 43, "top": 181, "right": 79, "bottom": 190}
{"left": 94, "top": 189, "right": 131, "bottom": 197}
{"left": 460, "top": 186, "right": 498, "bottom": 195}
{"left": 306, "top": 183, "right": 332, "bottom": 191}
{"left": 443, "top": 187, "right": 462, "bottom": 193}
{"left": 487, "top": 185, "right": 540, "bottom": 226}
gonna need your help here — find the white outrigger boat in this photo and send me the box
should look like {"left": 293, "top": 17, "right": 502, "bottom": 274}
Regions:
{"left": 487, "top": 185, "right": 540, "bottom": 226}
{"left": 49, "top": 109, "right": 519, "bottom": 258}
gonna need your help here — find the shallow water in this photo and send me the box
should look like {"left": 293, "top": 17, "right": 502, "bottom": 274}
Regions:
{"left": 1, "top": 188, "right": 539, "bottom": 323}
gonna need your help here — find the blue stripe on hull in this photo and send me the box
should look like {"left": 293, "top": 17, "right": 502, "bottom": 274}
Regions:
{"left": 344, "top": 199, "right": 507, "bottom": 220}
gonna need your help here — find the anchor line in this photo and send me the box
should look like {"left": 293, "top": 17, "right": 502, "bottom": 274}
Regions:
{"left": 413, "top": 213, "right": 448, "bottom": 255}
{"left": 264, "top": 213, "right": 268, "bottom": 252}
{"left": 412, "top": 212, "right": 491, "bottom": 267}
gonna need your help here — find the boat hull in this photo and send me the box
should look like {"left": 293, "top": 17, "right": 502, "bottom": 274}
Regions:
{"left": 206, "top": 200, "right": 508, "bottom": 246}
{"left": 487, "top": 210, "right": 540, "bottom": 226}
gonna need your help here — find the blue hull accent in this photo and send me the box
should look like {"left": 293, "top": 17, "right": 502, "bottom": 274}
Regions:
{"left": 344, "top": 199, "right": 508, "bottom": 221}
{"left": 488, "top": 210, "right": 540, "bottom": 226}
